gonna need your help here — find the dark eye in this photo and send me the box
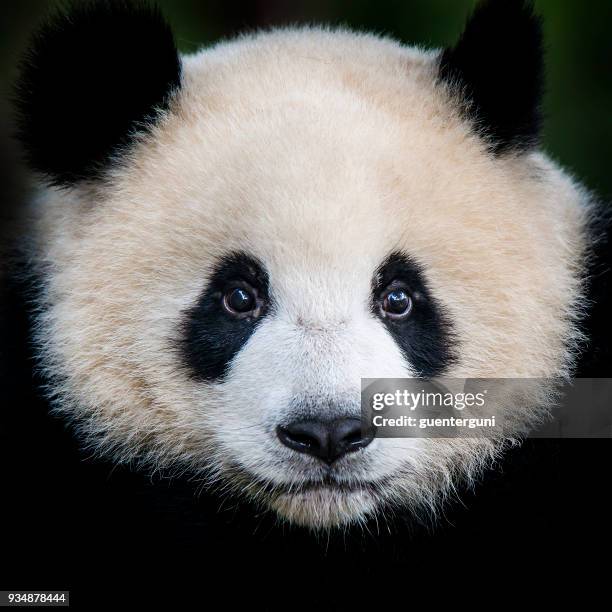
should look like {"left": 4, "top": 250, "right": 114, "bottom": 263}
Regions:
{"left": 381, "top": 287, "right": 413, "bottom": 319}
{"left": 223, "top": 286, "right": 257, "bottom": 316}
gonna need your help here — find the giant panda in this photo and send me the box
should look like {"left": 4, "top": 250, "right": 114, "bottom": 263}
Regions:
{"left": 1, "top": 0, "right": 610, "bottom": 602}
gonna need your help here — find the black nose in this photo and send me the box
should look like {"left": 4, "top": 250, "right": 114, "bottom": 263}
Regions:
{"left": 276, "top": 418, "right": 374, "bottom": 464}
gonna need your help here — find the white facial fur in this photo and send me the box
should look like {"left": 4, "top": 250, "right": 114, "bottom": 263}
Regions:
{"left": 28, "top": 28, "right": 592, "bottom": 528}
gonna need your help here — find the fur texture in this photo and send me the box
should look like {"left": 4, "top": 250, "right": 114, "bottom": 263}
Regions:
{"left": 19, "top": 12, "right": 593, "bottom": 528}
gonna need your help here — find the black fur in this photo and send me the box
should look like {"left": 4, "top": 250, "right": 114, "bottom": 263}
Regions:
{"left": 180, "top": 252, "right": 271, "bottom": 382}
{"left": 14, "top": 0, "right": 181, "bottom": 186}
{"left": 372, "top": 252, "right": 456, "bottom": 376}
{"left": 438, "top": 0, "right": 543, "bottom": 154}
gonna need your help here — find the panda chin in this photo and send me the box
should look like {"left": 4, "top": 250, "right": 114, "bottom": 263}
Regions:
{"left": 256, "top": 477, "right": 387, "bottom": 529}
{"left": 268, "top": 486, "right": 378, "bottom": 530}
{"left": 222, "top": 461, "right": 382, "bottom": 528}
{"left": 215, "top": 451, "right": 391, "bottom": 528}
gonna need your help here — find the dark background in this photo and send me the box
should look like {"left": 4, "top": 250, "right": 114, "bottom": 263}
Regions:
{"left": 1, "top": 1, "right": 610, "bottom": 607}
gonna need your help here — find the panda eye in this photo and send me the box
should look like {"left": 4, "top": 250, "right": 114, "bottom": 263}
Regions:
{"left": 380, "top": 286, "right": 413, "bottom": 319}
{"left": 223, "top": 285, "right": 259, "bottom": 317}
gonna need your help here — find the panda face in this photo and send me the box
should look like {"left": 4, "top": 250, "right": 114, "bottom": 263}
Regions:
{"left": 18, "top": 2, "right": 591, "bottom": 528}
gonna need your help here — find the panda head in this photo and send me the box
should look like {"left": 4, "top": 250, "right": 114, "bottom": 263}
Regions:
{"left": 15, "top": 0, "right": 591, "bottom": 529}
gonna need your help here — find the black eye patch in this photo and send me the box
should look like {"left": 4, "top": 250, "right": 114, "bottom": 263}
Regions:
{"left": 179, "top": 252, "right": 271, "bottom": 382}
{"left": 372, "top": 252, "right": 457, "bottom": 376}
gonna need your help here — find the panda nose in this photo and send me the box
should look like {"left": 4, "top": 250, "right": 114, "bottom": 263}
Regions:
{"left": 276, "top": 418, "right": 374, "bottom": 464}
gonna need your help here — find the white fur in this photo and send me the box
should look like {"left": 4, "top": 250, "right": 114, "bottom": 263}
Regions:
{"left": 27, "top": 28, "right": 592, "bottom": 528}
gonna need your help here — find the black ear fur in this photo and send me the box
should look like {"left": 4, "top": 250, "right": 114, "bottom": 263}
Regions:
{"left": 438, "top": 0, "right": 544, "bottom": 154}
{"left": 14, "top": 1, "right": 181, "bottom": 186}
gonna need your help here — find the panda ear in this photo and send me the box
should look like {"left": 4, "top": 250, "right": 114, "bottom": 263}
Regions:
{"left": 438, "top": 0, "right": 544, "bottom": 154}
{"left": 14, "top": 1, "right": 182, "bottom": 186}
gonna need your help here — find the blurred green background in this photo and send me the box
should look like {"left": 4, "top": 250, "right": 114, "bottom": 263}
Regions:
{"left": 1, "top": 0, "right": 611, "bottom": 199}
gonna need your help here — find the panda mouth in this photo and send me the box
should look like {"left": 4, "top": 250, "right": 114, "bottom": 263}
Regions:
{"left": 223, "top": 461, "right": 389, "bottom": 498}
{"left": 222, "top": 462, "right": 390, "bottom": 525}
{"left": 266, "top": 475, "right": 389, "bottom": 497}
